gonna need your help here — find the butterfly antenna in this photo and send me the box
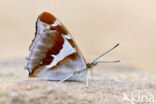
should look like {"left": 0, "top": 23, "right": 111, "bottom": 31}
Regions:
{"left": 92, "top": 43, "right": 119, "bottom": 63}
{"left": 96, "top": 60, "right": 120, "bottom": 63}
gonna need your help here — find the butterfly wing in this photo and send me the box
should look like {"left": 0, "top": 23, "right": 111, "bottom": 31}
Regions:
{"left": 26, "top": 12, "right": 87, "bottom": 80}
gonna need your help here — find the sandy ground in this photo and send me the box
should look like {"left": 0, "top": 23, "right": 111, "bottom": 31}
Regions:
{"left": 0, "top": 58, "right": 156, "bottom": 104}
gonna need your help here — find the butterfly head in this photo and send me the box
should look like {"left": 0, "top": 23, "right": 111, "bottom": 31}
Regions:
{"left": 86, "top": 62, "right": 98, "bottom": 69}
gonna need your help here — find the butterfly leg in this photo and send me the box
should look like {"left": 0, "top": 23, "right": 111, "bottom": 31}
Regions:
{"left": 57, "top": 69, "right": 84, "bottom": 83}
{"left": 86, "top": 71, "right": 90, "bottom": 88}
{"left": 73, "top": 69, "right": 90, "bottom": 87}
{"left": 90, "top": 67, "right": 96, "bottom": 82}
{"left": 58, "top": 69, "right": 89, "bottom": 87}
{"left": 57, "top": 74, "right": 73, "bottom": 83}
{"left": 58, "top": 70, "right": 83, "bottom": 83}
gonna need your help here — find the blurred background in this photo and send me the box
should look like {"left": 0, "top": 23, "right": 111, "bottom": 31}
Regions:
{"left": 0, "top": 0, "right": 156, "bottom": 71}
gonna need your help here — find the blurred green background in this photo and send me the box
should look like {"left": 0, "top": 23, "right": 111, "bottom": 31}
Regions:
{"left": 0, "top": 0, "right": 156, "bottom": 71}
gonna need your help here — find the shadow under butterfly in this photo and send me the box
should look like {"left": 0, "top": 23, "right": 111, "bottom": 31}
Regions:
{"left": 25, "top": 12, "right": 120, "bottom": 87}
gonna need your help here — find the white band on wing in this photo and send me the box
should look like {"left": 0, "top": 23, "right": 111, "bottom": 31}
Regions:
{"left": 45, "top": 38, "right": 76, "bottom": 69}
{"left": 63, "top": 34, "right": 72, "bottom": 39}
{"left": 52, "top": 20, "right": 60, "bottom": 27}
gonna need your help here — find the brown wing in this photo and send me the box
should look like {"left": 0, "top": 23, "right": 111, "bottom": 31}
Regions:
{"left": 25, "top": 12, "right": 87, "bottom": 80}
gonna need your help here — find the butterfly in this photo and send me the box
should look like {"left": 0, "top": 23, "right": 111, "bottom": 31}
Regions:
{"left": 25, "top": 12, "right": 119, "bottom": 86}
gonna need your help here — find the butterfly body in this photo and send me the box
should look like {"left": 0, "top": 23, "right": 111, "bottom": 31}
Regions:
{"left": 25, "top": 12, "right": 119, "bottom": 82}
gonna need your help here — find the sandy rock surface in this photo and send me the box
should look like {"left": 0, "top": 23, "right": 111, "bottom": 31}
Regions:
{"left": 0, "top": 58, "right": 156, "bottom": 104}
